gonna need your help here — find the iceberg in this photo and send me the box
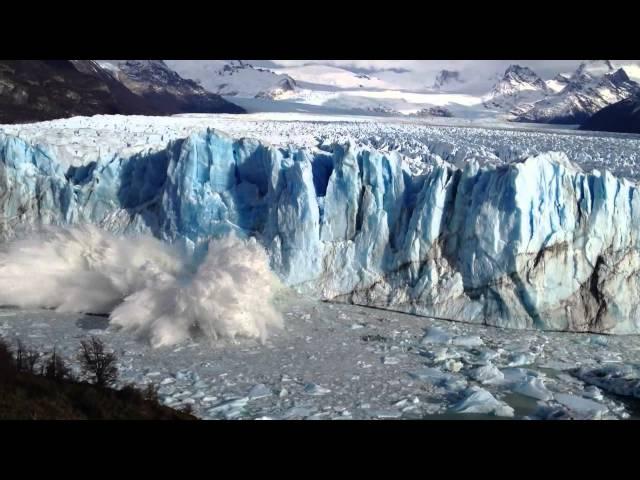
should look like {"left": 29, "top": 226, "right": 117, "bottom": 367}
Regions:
{"left": 2, "top": 126, "right": 640, "bottom": 333}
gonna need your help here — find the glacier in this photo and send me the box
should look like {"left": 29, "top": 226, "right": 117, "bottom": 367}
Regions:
{"left": 2, "top": 125, "right": 640, "bottom": 333}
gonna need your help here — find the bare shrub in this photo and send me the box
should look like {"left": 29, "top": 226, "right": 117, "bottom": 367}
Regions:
{"left": 43, "top": 348, "right": 72, "bottom": 381}
{"left": 15, "top": 339, "right": 41, "bottom": 374}
{"left": 0, "top": 336, "right": 14, "bottom": 372}
{"left": 143, "top": 383, "right": 160, "bottom": 403}
{"left": 78, "top": 336, "right": 118, "bottom": 387}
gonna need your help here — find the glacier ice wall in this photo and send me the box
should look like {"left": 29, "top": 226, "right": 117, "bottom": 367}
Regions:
{"left": 2, "top": 129, "right": 640, "bottom": 333}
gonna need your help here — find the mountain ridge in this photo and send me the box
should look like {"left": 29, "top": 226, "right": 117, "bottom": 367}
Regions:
{"left": 580, "top": 93, "right": 640, "bottom": 134}
{"left": 0, "top": 60, "right": 244, "bottom": 124}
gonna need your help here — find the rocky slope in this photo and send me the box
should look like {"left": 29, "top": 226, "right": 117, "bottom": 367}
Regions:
{"left": 432, "top": 70, "right": 465, "bottom": 91}
{"left": 0, "top": 60, "right": 243, "bottom": 124}
{"left": 0, "top": 60, "right": 156, "bottom": 123}
{"left": 580, "top": 93, "right": 640, "bottom": 134}
{"left": 97, "top": 60, "right": 245, "bottom": 113}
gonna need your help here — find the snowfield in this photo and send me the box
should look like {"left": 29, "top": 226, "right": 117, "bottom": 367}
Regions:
{"left": 2, "top": 112, "right": 640, "bottom": 419}
{"left": 2, "top": 113, "right": 638, "bottom": 178}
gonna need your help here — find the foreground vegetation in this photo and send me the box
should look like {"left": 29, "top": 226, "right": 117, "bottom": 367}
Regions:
{"left": 0, "top": 336, "right": 195, "bottom": 420}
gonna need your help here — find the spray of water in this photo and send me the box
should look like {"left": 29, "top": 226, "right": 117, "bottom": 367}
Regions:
{"left": 111, "top": 234, "right": 283, "bottom": 347}
{"left": 0, "top": 225, "right": 283, "bottom": 346}
{"left": 0, "top": 225, "right": 185, "bottom": 313}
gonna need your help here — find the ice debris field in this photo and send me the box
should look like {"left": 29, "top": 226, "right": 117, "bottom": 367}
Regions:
{"left": 1, "top": 113, "right": 640, "bottom": 419}
{"left": 1, "top": 297, "right": 639, "bottom": 420}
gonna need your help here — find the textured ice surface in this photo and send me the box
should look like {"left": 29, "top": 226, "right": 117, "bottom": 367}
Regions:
{"left": 3, "top": 113, "right": 639, "bottom": 177}
{"left": 3, "top": 115, "right": 640, "bottom": 333}
{"left": 1, "top": 297, "right": 638, "bottom": 420}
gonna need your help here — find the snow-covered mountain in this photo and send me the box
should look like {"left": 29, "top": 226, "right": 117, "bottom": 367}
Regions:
{"left": 581, "top": 92, "right": 640, "bottom": 134}
{"left": 431, "top": 70, "right": 465, "bottom": 91}
{"left": 150, "top": 60, "right": 640, "bottom": 124}
{"left": 515, "top": 61, "right": 640, "bottom": 124}
{"left": 0, "top": 60, "right": 243, "bottom": 124}
{"left": 243, "top": 60, "right": 640, "bottom": 125}
{"left": 271, "top": 64, "right": 393, "bottom": 90}
{"left": 545, "top": 73, "right": 571, "bottom": 93}
{"left": 95, "top": 60, "right": 245, "bottom": 113}
{"left": 0, "top": 60, "right": 158, "bottom": 123}
{"left": 483, "top": 65, "right": 551, "bottom": 113}
{"left": 164, "top": 60, "right": 297, "bottom": 99}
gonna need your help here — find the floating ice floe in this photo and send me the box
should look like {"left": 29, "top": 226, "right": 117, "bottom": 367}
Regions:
{"left": 451, "top": 387, "right": 515, "bottom": 417}
{"left": 470, "top": 363, "right": 505, "bottom": 385}
{"left": 382, "top": 356, "right": 400, "bottom": 365}
{"left": 512, "top": 377, "right": 554, "bottom": 401}
{"left": 572, "top": 365, "right": 640, "bottom": 399}
{"left": 507, "top": 352, "right": 537, "bottom": 367}
{"left": 248, "top": 383, "right": 273, "bottom": 399}
{"left": 420, "top": 327, "right": 453, "bottom": 345}
{"left": 443, "top": 359, "right": 464, "bottom": 373}
{"left": 283, "top": 406, "right": 316, "bottom": 418}
{"left": 208, "top": 397, "right": 250, "bottom": 419}
{"left": 303, "top": 383, "right": 332, "bottom": 396}
{"left": 409, "top": 367, "right": 468, "bottom": 391}
{"left": 470, "top": 348, "right": 500, "bottom": 365}
{"left": 366, "top": 409, "right": 403, "bottom": 419}
{"left": 452, "top": 335, "right": 484, "bottom": 347}
{"left": 553, "top": 393, "right": 609, "bottom": 418}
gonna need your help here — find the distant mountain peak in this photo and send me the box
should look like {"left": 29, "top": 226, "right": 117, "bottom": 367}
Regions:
{"left": 574, "top": 60, "right": 615, "bottom": 79}
{"left": 607, "top": 67, "right": 631, "bottom": 85}
{"left": 516, "top": 61, "right": 640, "bottom": 125}
{"left": 0, "top": 60, "right": 243, "bottom": 124}
{"left": 501, "top": 65, "right": 547, "bottom": 88}
{"left": 483, "top": 64, "right": 549, "bottom": 110}
{"left": 432, "top": 70, "right": 464, "bottom": 90}
{"left": 164, "top": 60, "right": 297, "bottom": 99}
{"left": 554, "top": 73, "right": 571, "bottom": 83}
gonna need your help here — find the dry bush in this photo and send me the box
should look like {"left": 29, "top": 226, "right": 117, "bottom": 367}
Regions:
{"left": 78, "top": 336, "right": 118, "bottom": 387}
{"left": 43, "top": 348, "right": 72, "bottom": 381}
{"left": 15, "top": 339, "right": 41, "bottom": 374}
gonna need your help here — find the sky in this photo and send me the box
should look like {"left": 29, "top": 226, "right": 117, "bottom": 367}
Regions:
{"left": 248, "top": 60, "right": 640, "bottom": 93}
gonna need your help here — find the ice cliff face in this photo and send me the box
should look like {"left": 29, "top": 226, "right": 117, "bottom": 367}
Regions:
{"left": 2, "top": 129, "right": 640, "bottom": 333}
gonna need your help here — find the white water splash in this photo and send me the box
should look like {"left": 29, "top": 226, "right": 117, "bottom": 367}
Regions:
{"left": 111, "top": 234, "right": 284, "bottom": 347}
{"left": 0, "top": 225, "right": 283, "bottom": 346}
